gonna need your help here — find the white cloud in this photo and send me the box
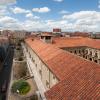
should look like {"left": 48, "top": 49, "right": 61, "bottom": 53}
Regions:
{"left": 0, "top": 16, "right": 20, "bottom": 30}
{"left": 62, "top": 11, "right": 100, "bottom": 31}
{"left": 0, "top": 16, "right": 24, "bottom": 30}
{"left": 26, "top": 12, "right": 33, "bottom": 18}
{"left": 32, "top": 7, "right": 50, "bottom": 13}
{"left": 46, "top": 20, "right": 67, "bottom": 29}
{"left": 0, "top": 6, "right": 7, "bottom": 17}
{"left": 11, "top": 7, "right": 30, "bottom": 14}
{"left": 33, "top": 16, "right": 40, "bottom": 19}
{"left": 26, "top": 12, "right": 40, "bottom": 19}
{"left": 59, "top": 10, "right": 69, "bottom": 14}
{"left": 0, "top": 10, "right": 100, "bottom": 32}
{"left": 53, "top": 0, "right": 63, "bottom": 2}
{"left": 0, "top": 0, "right": 16, "bottom": 5}
{"left": 62, "top": 11, "right": 100, "bottom": 20}
{"left": 0, "top": 16, "right": 17, "bottom": 24}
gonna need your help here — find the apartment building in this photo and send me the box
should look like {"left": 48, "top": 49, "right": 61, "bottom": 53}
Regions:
{"left": 0, "top": 36, "right": 9, "bottom": 52}
{"left": 0, "top": 36, "right": 9, "bottom": 70}
{"left": 53, "top": 28, "right": 61, "bottom": 34}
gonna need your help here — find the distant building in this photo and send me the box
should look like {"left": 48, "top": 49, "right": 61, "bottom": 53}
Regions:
{"left": 70, "top": 32, "right": 90, "bottom": 37}
{"left": 61, "top": 32, "right": 71, "bottom": 37}
{"left": 13, "top": 30, "right": 27, "bottom": 40}
{"left": 53, "top": 28, "right": 61, "bottom": 33}
{"left": 0, "top": 36, "right": 9, "bottom": 52}
{"left": 8, "top": 30, "right": 28, "bottom": 45}
{"left": 0, "top": 36, "right": 9, "bottom": 70}
{"left": 90, "top": 32, "right": 100, "bottom": 39}
{"left": 0, "top": 30, "right": 2, "bottom": 35}
{"left": 1, "top": 30, "right": 13, "bottom": 36}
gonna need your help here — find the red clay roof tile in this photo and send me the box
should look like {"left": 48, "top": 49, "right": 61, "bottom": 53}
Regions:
{"left": 52, "top": 37, "right": 100, "bottom": 49}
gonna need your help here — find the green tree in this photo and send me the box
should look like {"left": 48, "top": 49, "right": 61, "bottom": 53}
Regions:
{"left": 11, "top": 80, "right": 30, "bottom": 95}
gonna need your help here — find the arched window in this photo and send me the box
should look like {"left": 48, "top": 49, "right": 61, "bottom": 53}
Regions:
{"left": 70, "top": 51, "right": 72, "bottom": 53}
{"left": 95, "top": 52, "right": 98, "bottom": 57}
{"left": 90, "top": 51, "right": 92, "bottom": 55}
{"left": 85, "top": 50, "right": 88, "bottom": 54}
{"left": 46, "top": 80, "right": 49, "bottom": 88}
{"left": 89, "top": 58, "right": 92, "bottom": 61}
{"left": 94, "top": 60, "right": 98, "bottom": 63}
{"left": 79, "top": 50, "right": 80, "bottom": 53}
{"left": 74, "top": 50, "right": 77, "bottom": 54}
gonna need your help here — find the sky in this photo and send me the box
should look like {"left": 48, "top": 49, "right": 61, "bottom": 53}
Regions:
{"left": 0, "top": 0, "right": 100, "bottom": 32}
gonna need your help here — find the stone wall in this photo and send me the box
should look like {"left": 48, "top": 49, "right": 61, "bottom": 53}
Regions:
{"left": 62, "top": 46, "right": 100, "bottom": 64}
{"left": 13, "top": 57, "right": 27, "bottom": 79}
{"left": 26, "top": 43, "right": 59, "bottom": 90}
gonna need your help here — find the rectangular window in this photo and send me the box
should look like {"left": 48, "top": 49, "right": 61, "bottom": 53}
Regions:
{"left": 46, "top": 80, "right": 49, "bottom": 88}
{"left": 53, "top": 75, "right": 55, "bottom": 79}
{"left": 46, "top": 36, "right": 51, "bottom": 39}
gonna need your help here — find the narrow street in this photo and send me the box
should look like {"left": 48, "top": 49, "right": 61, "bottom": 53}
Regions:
{"left": 0, "top": 45, "right": 14, "bottom": 100}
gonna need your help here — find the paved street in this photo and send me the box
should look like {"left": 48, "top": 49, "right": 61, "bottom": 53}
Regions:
{"left": 0, "top": 46, "right": 14, "bottom": 100}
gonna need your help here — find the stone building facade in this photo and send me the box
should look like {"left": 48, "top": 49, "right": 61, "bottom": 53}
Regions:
{"left": 25, "top": 43, "right": 59, "bottom": 90}
{"left": 24, "top": 34, "right": 100, "bottom": 100}
{"left": 62, "top": 46, "right": 100, "bottom": 64}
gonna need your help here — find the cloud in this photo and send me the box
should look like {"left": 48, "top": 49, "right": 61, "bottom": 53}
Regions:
{"left": 0, "top": 10, "right": 100, "bottom": 32}
{"left": 26, "top": 12, "right": 33, "bottom": 17}
{"left": 23, "top": 11, "right": 100, "bottom": 32}
{"left": 0, "top": 16, "right": 17, "bottom": 24}
{"left": 0, "top": 16, "right": 24, "bottom": 30}
{"left": 62, "top": 11, "right": 100, "bottom": 31}
{"left": 33, "top": 16, "right": 40, "bottom": 19}
{"left": 11, "top": 7, "right": 30, "bottom": 14}
{"left": 23, "top": 20, "right": 46, "bottom": 31}
{"left": 0, "top": 0, "right": 16, "bottom": 5}
{"left": 0, "top": 6, "right": 8, "bottom": 17}
{"left": 32, "top": 7, "right": 50, "bottom": 13}
{"left": 46, "top": 20, "right": 67, "bottom": 29}
{"left": 26, "top": 12, "right": 40, "bottom": 19}
{"left": 53, "top": 0, "right": 63, "bottom": 2}
{"left": 62, "top": 11, "right": 100, "bottom": 24}
{"left": 59, "top": 10, "right": 69, "bottom": 14}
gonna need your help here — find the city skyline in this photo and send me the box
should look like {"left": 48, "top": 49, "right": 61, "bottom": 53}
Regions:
{"left": 0, "top": 0, "right": 100, "bottom": 32}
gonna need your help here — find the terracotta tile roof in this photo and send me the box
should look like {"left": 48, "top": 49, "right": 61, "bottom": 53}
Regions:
{"left": 52, "top": 37, "right": 100, "bottom": 49}
{"left": 70, "top": 32, "right": 90, "bottom": 37}
{"left": 45, "top": 65, "right": 100, "bottom": 100}
{"left": 25, "top": 37, "right": 100, "bottom": 100}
